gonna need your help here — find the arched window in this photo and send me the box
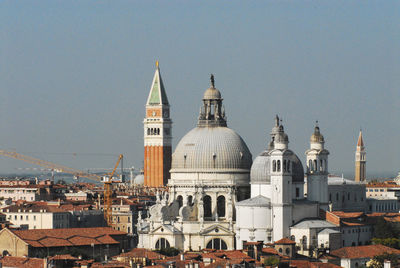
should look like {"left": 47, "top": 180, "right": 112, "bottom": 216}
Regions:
{"left": 277, "top": 160, "right": 281, "bottom": 172}
{"left": 314, "top": 160, "right": 318, "bottom": 171}
{"left": 302, "top": 236, "right": 307, "bottom": 249}
{"left": 285, "top": 248, "right": 290, "bottom": 255}
{"left": 177, "top": 195, "right": 183, "bottom": 208}
{"left": 187, "top": 195, "right": 193, "bottom": 206}
{"left": 155, "top": 238, "right": 170, "bottom": 249}
{"left": 336, "top": 193, "right": 339, "bottom": 201}
{"left": 203, "top": 195, "right": 212, "bottom": 218}
{"left": 217, "top": 196, "right": 226, "bottom": 217}
{"left": 157, "top": 128, "right": 160, "bottom": 135}
{"left": 283, "top": 160, "right": 287, "bottom": 172}
{"left": 147, "top": 128, "right": 150, "bottom": 135}
{"left": 273, "top": 160, "right": 276, "bottom": 172}
{"left": 206, "top": 238, "right": 227, "bottom": 250}
{"left": 320, "top": 159, "right": 323, "bottom": 171}
{"left": 287, "top": 160, "right": 291, "bottom": 172}
{"left": 308, "top": 160, "right": 312, "bottom": 171}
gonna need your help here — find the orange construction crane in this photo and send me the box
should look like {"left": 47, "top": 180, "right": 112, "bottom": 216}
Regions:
{"left": 0, "top": 150, "right": 123, "bottom": 226}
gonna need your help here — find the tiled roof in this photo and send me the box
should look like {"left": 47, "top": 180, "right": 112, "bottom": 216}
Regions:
{"left": 50, "top": 254, "right": 78, "bottom": 260}
{"left": 341, "top": 221, "right": 366, "bottom": 226}
{"left": 331, "top": 244, "right": 400, "bottom": 259}
{"left": 1, "top": 203, "right": 67, "bottom": 213}
{"left": 289, "top": 260, "right": 342, "bottom": 268}
{"left": 91, "top": 260, "right": 131, "bottom": 268}
{"left": 0, "top": 185, "right": 41, "bottom": 189}
{"left": 11, "top": 227, "right": 125, "bottom": 248}
{"left": 275, "top": 238, "right": 296, "bottom": 245}
{"left": 0, "top": 256, "right": 45, "bottom": 268}
{"left": 366, "top": 181, "right": 398, "bottom": 188}
{"left": 200, "top": 250, "right": 254, "bottom": 261}
{"left": 117, "top": 248, "right": 164, "bottom": 260}
{"left": 262, "top": 247, "right": 279, "bottom": 255}
{"left": 331, "top": 211, "right": 364, "bottom": 218}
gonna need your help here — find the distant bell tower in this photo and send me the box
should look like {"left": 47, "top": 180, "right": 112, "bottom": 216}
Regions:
{"left": 355, "top": 130, "right": 366, "bottom": 182}
{"left": 143, "top": 62, "right": 172, "bottom": 187}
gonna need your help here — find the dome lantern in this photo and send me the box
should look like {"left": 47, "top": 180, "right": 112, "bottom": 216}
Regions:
{"left": 198, "top": 75, "right": 226, "bottom": 127}
{"left": 310, "top": 121, "right": 325, "bottom": 150}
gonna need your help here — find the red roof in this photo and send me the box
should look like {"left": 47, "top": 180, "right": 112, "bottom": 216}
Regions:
{"left": 331, "top": 211, "right": 364, "bottom": 218}
{"left": 117, "top": 248, "right": 164, "bottom": 260}
{"left": 50, "top": 254, "right": 78, "bottom": 260}
{"left": 289, "top": 260, "right": 342, "bottom": 268}
{"left": 10, "top": 227, "right": 125, "bottom": 248}
{"left": 275, "top": 238, "right": 296, "bottom": 245}
{"left": 331, "top": 244, "right": 400, "bottom": 259}
{"left": 262, "top": 247, "right": 280, "bottom": 255}
{"left": 0, "top": 256, "right": 45, "bottom": 268}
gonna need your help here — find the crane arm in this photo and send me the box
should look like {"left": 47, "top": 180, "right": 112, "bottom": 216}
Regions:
{"left": 0, "top": 150, "right": 101, "bottom": 182}
{"left": 0, "top": 149, "right": 123, "bottom": 227}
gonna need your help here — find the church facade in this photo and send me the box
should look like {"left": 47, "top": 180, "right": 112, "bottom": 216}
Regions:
{"left": 138, "top": 66, "right": 367, "bottom": 252}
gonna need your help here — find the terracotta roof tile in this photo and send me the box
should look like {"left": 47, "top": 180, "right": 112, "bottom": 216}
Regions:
{"left": 0, "top": 256, "right": 45, "bottom": 268}
{"left": 331, "top": 244, "right": 400, "bottom": 259}
{"left": 275, "top": 238, "right": 296, "bottom": 244}
{"left": 117, "top": 248, "right": 164, "bottom": 260}
{"left": 10, "top": 227, "right": 125, "bottom": 248}
{"left": 50, "top": 254, "right": 78, "bottom": 260}
{"left": 331, "top": 211, "right": 364, "bottom": 218}
{"left": 262, "top": 247, "right": 279, "bottom": 255}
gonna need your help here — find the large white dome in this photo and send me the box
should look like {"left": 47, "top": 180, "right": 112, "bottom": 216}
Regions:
{"left": 171, "top": 126, "right": 252, "bottom": 173}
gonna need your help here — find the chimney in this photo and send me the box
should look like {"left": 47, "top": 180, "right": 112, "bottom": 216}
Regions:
{"left": 384, "top": 260, "right": 391, "bottom": 268}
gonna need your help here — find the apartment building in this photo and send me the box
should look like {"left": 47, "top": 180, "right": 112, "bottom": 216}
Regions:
{"left": 366, "top": 181, "right": 400, "bottom": 213}
{"left": 0, "top": 203, "right": 70, "bottom": 229}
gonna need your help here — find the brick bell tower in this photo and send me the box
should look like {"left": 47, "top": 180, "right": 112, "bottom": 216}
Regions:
{"left": 355, "top": 130, "right": 366, "bottom": 182}
{"left": 143, "top": 62, "right": 172, "bottom": 187}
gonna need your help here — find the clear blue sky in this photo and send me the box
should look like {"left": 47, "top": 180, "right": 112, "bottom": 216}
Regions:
{"left": 1, "top": 1, "right": 399, "bottom": 178}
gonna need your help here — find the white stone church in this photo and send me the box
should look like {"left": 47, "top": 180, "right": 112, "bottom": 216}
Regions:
{"left": 138, "top": 68, "right": 339, "bottom": 252}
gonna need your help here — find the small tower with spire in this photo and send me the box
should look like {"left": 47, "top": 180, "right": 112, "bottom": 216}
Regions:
{"left": 143, "top": 61, "right": 172, "bottom": 187}
{"left": 355, "top": 130, "right": 366, "bottom": 182}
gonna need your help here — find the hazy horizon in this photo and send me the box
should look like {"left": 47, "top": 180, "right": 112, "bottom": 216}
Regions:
{"left": 1, "top": 1, "right": 399, "bottom": 178}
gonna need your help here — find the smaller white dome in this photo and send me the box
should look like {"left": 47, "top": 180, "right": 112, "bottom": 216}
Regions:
{"left": 250, "top": 150, "right": 305, "bottom": 184}
{"left": 134, "top": 174, "right": 144, "bottom": 185}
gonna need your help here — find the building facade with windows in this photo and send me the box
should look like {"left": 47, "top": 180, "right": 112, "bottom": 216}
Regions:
{"left": 327, "top": 177, "right": 367, "bottom": 212}
{"left": 0, "top": 204, "right": 70, "bottom": 229}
